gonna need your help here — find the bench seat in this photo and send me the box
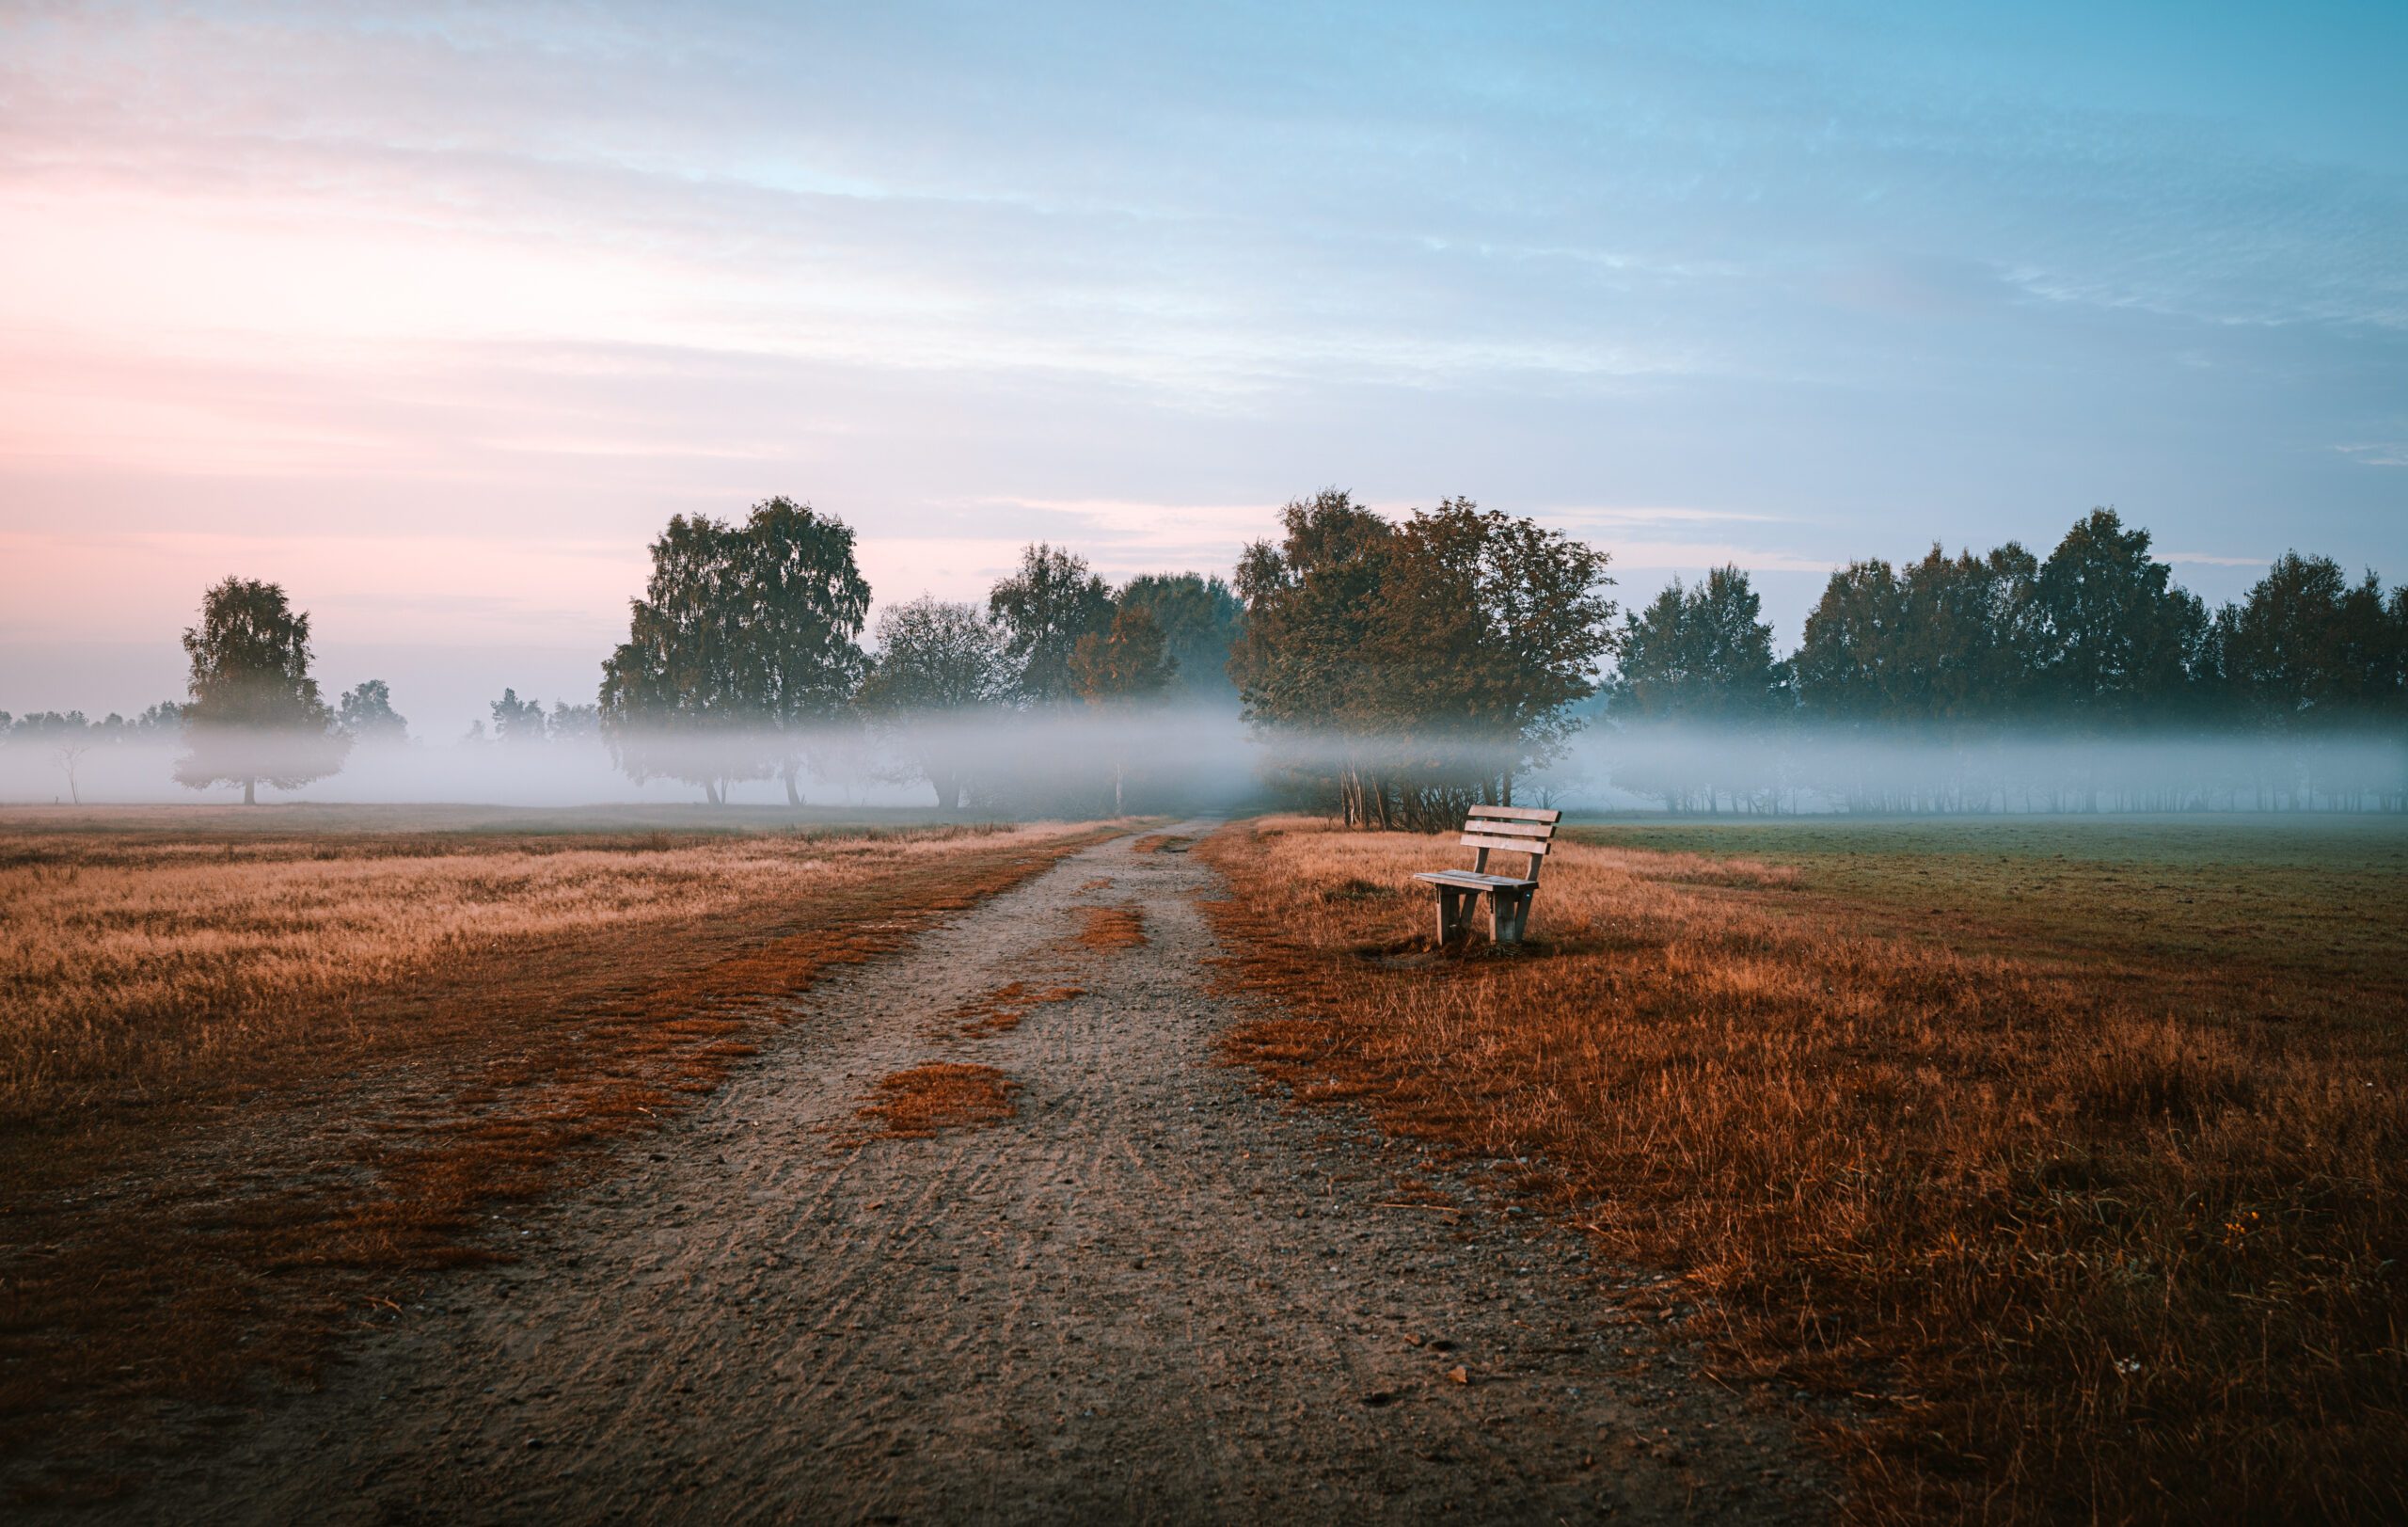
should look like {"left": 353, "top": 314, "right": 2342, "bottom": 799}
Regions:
{"left": 1413, "top": 870, "right": 1538, "bottom": 892}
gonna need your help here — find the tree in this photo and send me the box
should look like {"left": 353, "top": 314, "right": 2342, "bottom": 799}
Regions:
{"left": 1796, "top": 558, "right": 1905, "bottom": 723}
{"left": 1608, "top": 565, "right": 1788, "bottom": 722}
{"left": 1605, "top": 566, "right": 1791, "bottom": 811}
{"left": 1369, "top": 498, "right": 1616, "bottom": 814}
{"left": 1070, "top": 605, "right": 1176, "bottom": 812}
{"left": 56, "top": 742, "right": 88, "bottom": 804}
{"left": 2213, "top": 552, "right": 2395, "bottom": 730}
{"left": 856, "top": 596, "right": 1016, "bottom": 810}
{"left": 547, "top": 701, "right": 601, "bottom": 741}
{"left": 1070, "top": 606, "right": 1175, "bottom": 703}
{"left": 489, "top": 688, "right": 549, "bottom": 745}
{"left": 599, "top": 499, "right": 871, "bottom": 804}
{"left": 1890, "top": 543, "right": 2046, "bottom": 724}
{"left": 1229, "top": 490, "right": 1402, "bottom": 821}
{"left": 2035, "top": 508, "right": 2201, "bottom": 722}
{"left": 337, "top": 679, "right": 408, "bottom": 743}
{"left": 173, "top": 577, "right": 347, "bottom": 804}
{"left": 988, "top": 543, "right": 1114, "bottom": 705}
{"left": 1230, "top": 491, "right": 1614, "bottom": 827}
{"left": 1117, "top": 573, "right": 1244, "bottom": 705}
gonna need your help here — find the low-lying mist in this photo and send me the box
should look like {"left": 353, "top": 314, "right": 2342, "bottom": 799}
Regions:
{"left": 7, "top": 708, "right": 2401, "bottom": 817}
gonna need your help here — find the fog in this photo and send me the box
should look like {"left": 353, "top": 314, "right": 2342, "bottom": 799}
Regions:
{"left": 6, "top": 708, "right": 2401, "bottom": 818}
{"left": 1554, "top": 724, "right": 2408, "bottom": 816}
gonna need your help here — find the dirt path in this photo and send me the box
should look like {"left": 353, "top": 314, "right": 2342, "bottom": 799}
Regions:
{"left": 127, "top": 824, "right": 1830, "bottom": 1523}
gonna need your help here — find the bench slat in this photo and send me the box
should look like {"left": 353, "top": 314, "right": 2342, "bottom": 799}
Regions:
{"left": 1466, "top": 804, "right": 1561, "bottom": 822}
{"left": 1461, "top": 832, "right": 1550, "bottom": 856}
{"left": 1459, "top": 818, "right": 1553, "bottom": 840}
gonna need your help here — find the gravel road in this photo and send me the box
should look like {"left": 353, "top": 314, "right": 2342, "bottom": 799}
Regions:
{"left": 134, "top": 822, "right": 1830, "bottom": 1523}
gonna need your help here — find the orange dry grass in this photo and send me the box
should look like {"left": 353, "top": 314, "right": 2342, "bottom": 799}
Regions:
{"left": 850, "top": 1063, "right": 1020, "bottom": 1139}
{"left": 1130, "top": 834, "right": 1194, "bottom": 855}
{"left": 1200, "top": 816, "right": 2408, "bottom": 1523}
{"left": 0, "top": 821, "right": 1075, "bottom": 1120}
{"left": 0, "top": 817, "right": 1111, "bottom": 1495}
{"left": 952, "top": 981, "right": 1085, "bottom": 1037}
{"left": 1070, "top": 905, "right": 1146, "bottom": 950}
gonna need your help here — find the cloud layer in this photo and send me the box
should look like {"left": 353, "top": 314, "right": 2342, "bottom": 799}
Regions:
{"left": 3, "top": 1, "right": 2403, "bottom": 726}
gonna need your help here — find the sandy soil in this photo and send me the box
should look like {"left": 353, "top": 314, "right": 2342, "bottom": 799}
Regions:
{"left": 111, "top": 823, "right": 1832, "bottom": 1523}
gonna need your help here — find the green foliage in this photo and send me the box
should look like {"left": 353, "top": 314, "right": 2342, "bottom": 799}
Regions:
{"left": 599, "top": 498, "right": 871, "bottom": 802}
{"left": 1230, "top": 490, "right": 1616, "bottom": 827}
{"left": 1070, "top": 606, "right": 1175, "bottom": 704}
{"left": 173, "top": 577, "right": 347, "bottom": 803}
{"left": 987, "top": 543, "right": 1113, "bottom": 704}
{"left": 1117, "top": 572, "right": 1243, "bottom": 704}
{"left": 2035, "top": 509, "right": 2203, "bottom": 720}
{"left": 1796, "top": 510, "right": 2227, "bottom": 729}
{"left": 857, "top": 596, "right": 1016, "bottom": 810}
{"left": 859, "top": 597, "right": 1014, "bottom": 715}
{"left": 1608, "top": 565, "right": 1789, "bottom": 722}
{"left": 2210, "top": 552, "right": 2406, "bottom": 731}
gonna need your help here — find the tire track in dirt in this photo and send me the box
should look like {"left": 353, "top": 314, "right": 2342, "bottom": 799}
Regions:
{"left": 105, "top": 823, "right": 1831, "bottom": 1524}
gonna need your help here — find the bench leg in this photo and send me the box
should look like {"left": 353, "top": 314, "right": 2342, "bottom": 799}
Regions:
{"left": 1433, "top": 886, "right": 1456, "bottom": 944}
{"left": 1493, "top": 890, "right": 1533, "bottom": 945}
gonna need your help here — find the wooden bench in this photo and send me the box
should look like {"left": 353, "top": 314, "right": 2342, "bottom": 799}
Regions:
{"left": 1412, "top": 804, "right": 1561, "bottom": 946}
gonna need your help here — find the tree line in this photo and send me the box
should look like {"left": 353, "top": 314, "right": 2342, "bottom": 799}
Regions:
{"left": 1605, "top": 509, "right": 2407, "bottom": 811}
{"left": 10, "top": 495, "right": 2399, "bottom": 815}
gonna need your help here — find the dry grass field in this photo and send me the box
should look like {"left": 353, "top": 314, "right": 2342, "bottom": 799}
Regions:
{"left": 1200, "top": 813, "right": 2408, "bottom": 1523}
{"left": 0, "top": 806, "right": 1117, "bottom": 1487}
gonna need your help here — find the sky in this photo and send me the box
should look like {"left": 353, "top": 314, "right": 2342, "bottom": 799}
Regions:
{"left": 2, "top": 0, "right": 2403, "bottom": 736}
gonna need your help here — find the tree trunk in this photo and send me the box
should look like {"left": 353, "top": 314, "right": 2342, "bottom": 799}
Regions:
{"left": 783, "top": 766, "right": 802, "bottom": 807}
{"left": 705, "top": 780, "right": 722, "bottom": 806}
{"left": 243, "top": 777, "right": 256, "bottom": 806}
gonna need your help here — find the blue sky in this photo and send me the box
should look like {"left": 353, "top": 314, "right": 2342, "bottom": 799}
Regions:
{"left": 2, "top": 1, "right": 2402, "bottom": 731}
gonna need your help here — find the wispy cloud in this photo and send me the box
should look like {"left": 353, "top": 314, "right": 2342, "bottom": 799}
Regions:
{"left": 2335, "top": 443, "right": 2408, "bottom": 468}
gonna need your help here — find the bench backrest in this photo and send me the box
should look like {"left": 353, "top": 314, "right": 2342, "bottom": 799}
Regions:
{"left": 1461, "top": 804, "right": 1560, "bottom": 877}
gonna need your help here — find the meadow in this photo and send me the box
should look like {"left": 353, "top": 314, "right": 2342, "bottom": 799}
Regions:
{"left": 1201, "top": 812, "right": 2408, "bottom": 1523}
{"left": 0, "top": 805, "right": 1115, "bottom": 1489}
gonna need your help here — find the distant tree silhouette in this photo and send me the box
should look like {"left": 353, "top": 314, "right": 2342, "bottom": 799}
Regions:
{"left": 1070, "top": 605, "right": 1176, "bottom": 812}
{"left": 2211, "top": 552, "right": 2396, "bottom": 730}
{"left": 56, "top": 741, "right": 88, "bottom": 804}
{"left": 1116, "top": 573, "right": 1243, "bottom": 705}
{"left": 337, "top": 679, "right": 408, "bottom": 743}
{"left": 489, "top": 688, "right": 549, "bottom": 745}
{"left": 857, "top": 596, "right": 1015, "bottom": 810}
{"left": 1607, "top": 565, "right": 1788, "bottom": 810}
{"left": 173, "top": 577, "right": 347, "bottom": 804}
{"left": 2035, "top": 509, "right": 2203, "bottom": 722}
{"left": 1795, "top": 558, "right": 1902, "bottom": 723}
{"left": 1892, "top": 543, "right": 2046, "bottom": 724}
{"left": 1609, "top": 565, "right": 1788, "bottom": 723}
{"left": 547, "top": 701, "right": 601, "bottom": 741}
{"left": 988, "top": 544, "right": 1114, "bottom": 705}
{"left": 600, "top": 499, "right": 870, "bottom": 804}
